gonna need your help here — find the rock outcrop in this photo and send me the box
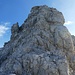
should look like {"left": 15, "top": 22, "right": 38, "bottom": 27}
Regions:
{"left": 0, "top": 5, "right": 75, "bottom": 75}
{"left": 72, "top": 35, "right": 75, "bottom": 50}
{"left": 11, "top": 22, "right": 19, "bottom": 39}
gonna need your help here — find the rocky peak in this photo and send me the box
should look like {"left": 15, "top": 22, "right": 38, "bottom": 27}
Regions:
{"left": 11, "top": 22, "right": 19, "bottom": 39}
{"left": 29, "top": 5, "right": 65, "bottom": 25}
{"left": 0, "top": 5, "right": 75, "bottom": 75}
{"left": 20, "top": 5, "right": 65, "bottom": 33}
{"left": 11, "top": 22, "right": 19, "bottom": 34}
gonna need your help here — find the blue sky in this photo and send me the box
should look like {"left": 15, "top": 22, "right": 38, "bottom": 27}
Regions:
{"left": 0, "top": 0, "right": 75, "bottom": 47}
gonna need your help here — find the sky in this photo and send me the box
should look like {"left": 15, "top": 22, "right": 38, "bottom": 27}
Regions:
{"left": 0, "top": 0, "right": 75, "bottom": 47}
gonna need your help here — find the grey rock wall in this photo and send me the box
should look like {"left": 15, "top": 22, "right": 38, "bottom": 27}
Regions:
{"left": 0, "top": 5, "right": 75, "bottom": 75}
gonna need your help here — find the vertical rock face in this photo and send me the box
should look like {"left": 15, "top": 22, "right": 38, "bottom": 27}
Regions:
{"left": 11, "top": 22, "right": 19, "bottom": 39}
{"left": 0, "top": 5, "right": 75, "bottom": 75}
{"left": 72, "top": 35, "right": 75, "bottom": 49}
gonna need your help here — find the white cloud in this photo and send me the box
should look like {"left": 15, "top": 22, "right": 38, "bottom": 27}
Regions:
{"left": 0, "top": 22, "right": 10, "bottom": 37}
{"left": 64, "top": 21, "right": 74, "bottom": 25}
{"left": 4, "top": 22, "right": 10, "bottom": 26}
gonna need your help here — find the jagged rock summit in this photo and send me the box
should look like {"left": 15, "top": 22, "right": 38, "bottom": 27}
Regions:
{"left": 0, "top": 5, "right": 75, "bottom": 75}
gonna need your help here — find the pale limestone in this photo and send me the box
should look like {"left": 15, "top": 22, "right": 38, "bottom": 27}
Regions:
{"left": 0, "top": 5, "right": 75, "bottom": 75}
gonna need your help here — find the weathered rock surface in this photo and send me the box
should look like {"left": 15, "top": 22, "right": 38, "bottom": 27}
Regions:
{"left": 0, "top": 5, "right": 75, "bottom": 75}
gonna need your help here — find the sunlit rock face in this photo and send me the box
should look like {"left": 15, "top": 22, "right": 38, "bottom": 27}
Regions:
{"left": 0, "top": 5, "right": 75, "bottom": 75}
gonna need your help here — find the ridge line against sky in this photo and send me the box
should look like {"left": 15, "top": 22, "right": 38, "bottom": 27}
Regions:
{"left": 0, "top": 0, "right": 75, "bottom": 47}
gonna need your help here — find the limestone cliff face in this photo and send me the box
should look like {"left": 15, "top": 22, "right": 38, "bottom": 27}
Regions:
{"left": 0, "top": 5, "right": 75, "bottom": 75}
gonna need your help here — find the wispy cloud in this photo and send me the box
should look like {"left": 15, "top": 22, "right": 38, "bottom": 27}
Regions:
{"left": 4, "top": 22, "right": 10, "bottom": 26}
{"left": 64, "top": 21, "right": 74, "bottom": 25}
{"left": 0, "top": 22, "right": 10, "bottom": 37}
